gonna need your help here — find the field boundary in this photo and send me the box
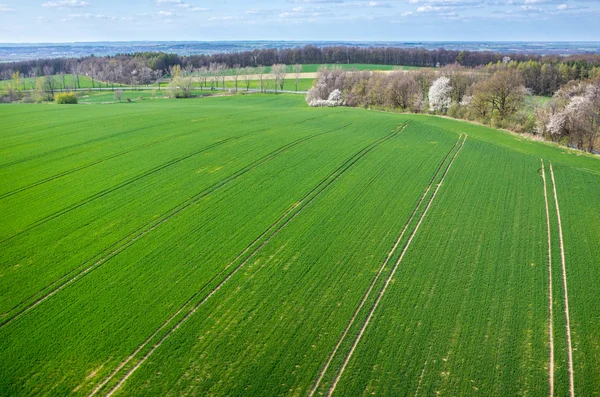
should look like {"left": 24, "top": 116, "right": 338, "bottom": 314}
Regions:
{"left": 326, "top": 134, "right": 467, "bottom": 396}
{"left": 549, "top": 163, "right": 575, "bottom": 397}
{"left": 0, "top": 126, "right": 349, "bottom": 329}
{"left": 307, "top": 133, "right": 464, "bottom": 397}
{"left": 91, "top": 123, "right": 409, "bottom": 397}
{"left": 541, "top": 159, "right": 554, "bottom": 397}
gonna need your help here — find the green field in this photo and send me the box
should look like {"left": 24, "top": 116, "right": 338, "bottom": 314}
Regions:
{"left": 0, "top": 95, "right": 599, "bottom": 396}
{"left": 221, "top": 77, "right": 314, "bottom": 91}
{"left": 288, "top": 64, "right": 422, "bottom": 73}
{"left": 1, "top": 74, "right": 116, "bottom": 91}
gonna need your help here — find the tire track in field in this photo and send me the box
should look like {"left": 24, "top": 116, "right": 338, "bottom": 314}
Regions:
{"left": 541, "top": 159, "right": 554, "bottom": 397}
{"left": 91, "top": 123, "right": 409, "bottom": 397}
{"left": 549, "top": 162, "right": 575, "bottom": 397}
{"left": 0, "top": 119, "right": 177, "bottom": 170}
{"left": 0, "top": 107, "right": 277, "bottom": 168}
{"left": 307, "top": 133, "right": 464, "bottom": 397}
{"left": 0, "top": 137, "right": 240, "bottom": 244}
{"left": 0, "top": 125, "right": 349, "bottom": 329}
{"left": 325, "top": 134, "right": 467, "bottom": 397}
{"left": 0, "top": 126, "right": 225, "bottom": 200}
{"left": 414, "top": 345, "right": 432, "bottom": 397}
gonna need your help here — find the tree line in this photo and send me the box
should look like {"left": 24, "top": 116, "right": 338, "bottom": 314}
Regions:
{"left": 306, "top": 65, "right": 600, "bottom": 153}
{"left": 2, "top": 45, "right": 600, "bottom": 92}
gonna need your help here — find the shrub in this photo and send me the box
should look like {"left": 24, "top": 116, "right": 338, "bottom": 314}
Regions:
{"left": 55, "top": 92, "right": 78, "bottom": 104}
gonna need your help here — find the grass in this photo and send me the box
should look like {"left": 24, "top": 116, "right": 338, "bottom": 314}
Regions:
{"left": 0, "top": 94, "right": 598, "bottom": 396}
{"left": 289, "top": 64, "right": 423, "bottom": 73}
{"left": 0, "top": 74, "right": 119, "bottom": 91}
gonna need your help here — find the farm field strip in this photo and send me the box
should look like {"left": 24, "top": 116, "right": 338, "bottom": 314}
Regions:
{"left": 0, "top": 124, "right": 351, "bottom": 329}
{"left": 0, "top": 113, "right": 346, "bottom": 318}
{"left": 0, "top": 108, "right": 289, "bottom": 194}
{"left": 549, "top": 163, "right": 575, "bottom": 397}
{"left": 93, "top": 122, "right": 409, "bottom": 397}
{"left": 540, "top": 159, "right": 554, "bottom": 397}
{"left": 105, "top": 121, "right": 459, "bottom": 397}
{"left": 548, "top": 165, "right": 600, "bottom": 396}
{"left": 0, "top": 114, "right": 410, "bottom": 396}
{"left": 0, "top": 102, "right": 278, "bottom": 174}
{"left": 2, "top": 95, "right": 599, "bottom": 396}
{"left": 0, "top": 118, "right": 257, "bottom": 200}
{"left": 327, "top": 137, "right": 550, "bottom": 396}
{"left": 0, "top": 117, "right": 181, "bottom": 170}
{"left": 326, "top": 134, "right": 467, "bottom": 396}
{"left": 0, "top": 137, "right": 240, "bottom": 242}
{"left": 308, "top": 132, "right": 464, "bottom": 397}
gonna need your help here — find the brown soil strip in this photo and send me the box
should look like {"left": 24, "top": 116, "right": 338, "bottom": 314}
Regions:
{"left": 549, "top": 163, "right": 575, "bottom": 397}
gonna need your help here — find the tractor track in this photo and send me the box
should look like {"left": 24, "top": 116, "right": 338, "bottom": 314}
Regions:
{"left": 325, "top": 134, "right": 467, "bottom": 397}
{"left": 0, "top": 125, "right": 349, "bottom": 329}
{"left": 0, "top": 137, "right": 239, "bottom": 244}
{"left": 549, "top": 162, "right": 575, "bottom": 397}
{"left": 91, "top": 123, "right": 408, "bottom": 397}
{"left": 541, "top": 159, "right": 555, "bottom": 397}
{"left": 307, "top": 133, "right": 464, "bottom": 397}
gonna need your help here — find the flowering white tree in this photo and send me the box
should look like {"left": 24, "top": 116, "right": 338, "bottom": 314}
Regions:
{"left": 307, "top": 89, "right": 343, "bottom": 107}
{"left": 546, "top": 82, "right": 600, "bottom": 152}
{"left": 429, "top": 76, "right": 452, "bottom": 113}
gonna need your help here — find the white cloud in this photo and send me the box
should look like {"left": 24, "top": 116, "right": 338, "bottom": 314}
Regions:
{"left": 42, "top": 0, "right": 89, "bottom": 7}
{"left": 556, "top": 3, "right": 567, "bottom": 9}
{"left": 0, "top": 3, "right": 15, "bottom": 12}
{"left": 64, "top": 13, "right": 124, "bottom": 20}
{"left": 158, "top": 10, "right": 173, "bottom": 16}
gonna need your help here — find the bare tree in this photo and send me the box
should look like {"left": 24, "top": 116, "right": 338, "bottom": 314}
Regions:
{"left": 114, "top": 89, "right": 123, "bottom": 102}
{"left": 68, "top": 60, "right": 80, "bottom": 89}
{"left": 58, "top": 71, "right": 66, "bottom": 91}
{"left": 28, "top": 69, "right": 37, "bottom": 90}
{"left": 242, "top": 67, "right": 253, "bottom": 91}
{"left": 256, "top": 66, "right": 266, "bottom": 93}
{"left": 272, "top": 63, "right": 287, "bottom": 92}
{"left": 43, "top": 66, "right": 58, "bottom": 97}
{"left": 208, "top": 63, "right": 219, "bottom": 89}
{"left": 219, "top": 64, "right": 227, "bottom": 90}
{"left": 232, "top": 64, "right": 241, "bottom": 92}
{"left": 293, "top": 63, "right": 303, "bottom": 91}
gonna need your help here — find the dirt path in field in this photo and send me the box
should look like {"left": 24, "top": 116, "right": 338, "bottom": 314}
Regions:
{"left": 541, "top": 159, "right": 555, "bottom": 397}
{"left": 92, "top": 124, "right": 407, "bottom": 397}
{"left": 549, "top": 163, "right": 575, "bottom": 397}
{"left": 307, "top": 133, "right": 464, "bottom": 397}
{"left": 326, "top": 134, "right": 467, "bottom": 397}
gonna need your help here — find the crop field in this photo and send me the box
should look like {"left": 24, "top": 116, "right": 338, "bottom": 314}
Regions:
{"left": 0, "top": 95, "right": 599, "bottom": 396}
{"left": 1, "top": 74, "right": 107, "bottom": 91}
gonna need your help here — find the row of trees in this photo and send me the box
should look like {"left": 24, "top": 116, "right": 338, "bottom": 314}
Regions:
{"left": 306, "top": 66, "right": 599, "bottom": 153}
{"left": 2, "top": 60, "right": 305, "bottom": 102}
{"left": 3, "top": 46, "right": 600, "bottom": 94}
{"left": 166, "top": 63, "right": 303, "bottom": 98}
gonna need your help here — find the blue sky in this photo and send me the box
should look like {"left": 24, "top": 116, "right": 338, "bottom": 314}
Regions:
{"left": 0, "top": 0, "right": 598, "bottom": 43}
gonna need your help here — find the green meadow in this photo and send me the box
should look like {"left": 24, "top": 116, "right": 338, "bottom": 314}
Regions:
{"left": 0, "top": 94, "right": 598, "bottom": 396}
